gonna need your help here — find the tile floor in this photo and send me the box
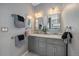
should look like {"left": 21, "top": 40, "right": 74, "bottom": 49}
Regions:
{"left": 25, "top": 52, "right": 39, "bottom": 56}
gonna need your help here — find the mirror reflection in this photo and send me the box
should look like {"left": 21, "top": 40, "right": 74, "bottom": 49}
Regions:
{"left": 47, "top": 13, "right": 61, "bottom": 33}
{"left": 34, "top": 7, "right": 62, "bottom": 34}
{"left": 35, "top": 17, "right": 44, "bottom": 31}
{"left": 35, "top": 13, "right": 61, "bottom": 34}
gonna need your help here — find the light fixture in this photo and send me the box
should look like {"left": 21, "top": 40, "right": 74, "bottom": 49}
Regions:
{"left": 48, "top": 8, "right": 54, "bottom": 15}
{"left": 35, "top": 11, "right": 43, "bottom": 18}
{"left": 53, "top": 6, "right": 61, "bottom": 13}
{"left": 27, "top": 15, "right": 33, "bottom": 20}
{"left": 48, "top": 6, "right": 61, "bottom": 15}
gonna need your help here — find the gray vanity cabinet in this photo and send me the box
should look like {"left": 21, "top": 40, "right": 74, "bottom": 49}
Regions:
{"left": 28, "top": 36, "right": 35, "bottom": 52}
{"left": 33, "top": 38, "right": 39, "bottom": 54}
{"left": 46, "top": 44, "right": 55, "bottom": 56}
{"left": 55, "top": 45, "right": 66, "bottom": 56}
{"left": 47, "top": 44, "right": 65, "bottom": 56}
{"left": 28, "top": 36, "right": 66, "bottom": 56}
{"left": 28, "top": 36, "right": 46, "bottom": 56}
{"left": 38, "top": 38, "right": 46, "bottom": 56}
{"left": 47, "top": 39, "right": 66, "bottom": 56}
{"left": 28, "top": 36, "right": 39, "bottom": 53}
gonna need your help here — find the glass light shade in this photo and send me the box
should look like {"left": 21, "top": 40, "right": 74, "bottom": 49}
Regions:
{"left": 35, "top": 12, "right": 43, "bottom": 18}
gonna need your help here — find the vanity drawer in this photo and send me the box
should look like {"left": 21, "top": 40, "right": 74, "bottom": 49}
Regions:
{"left": 28, "top": 36, "right": 35, "bottom": 40}
{"left": 47, "top": 39, "right": 65, "bottom": 46}
{"left": 35, "top": 37, "right": 46, "bottom": 42}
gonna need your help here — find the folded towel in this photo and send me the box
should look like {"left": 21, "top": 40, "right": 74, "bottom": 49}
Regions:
{"left": 12, "top": 14, "right": 25, "bottom": 28}
{"left": 62, "top": 32, "right": 73, "bottom": 39}
{"left": 62, "top": 32, "right": 73, "bottom": 43}
{"left": 17, "top": 15, "right": 24, "bottom": 22}
{"left": 15, "top": 34, "right": 25, "bottom": 48}
{"left": 18, "top": 34, "right": 24, "bottom": 41}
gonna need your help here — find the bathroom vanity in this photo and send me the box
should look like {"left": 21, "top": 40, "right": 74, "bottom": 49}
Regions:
{"left": 28, "top": 34, "right": 66, "bottom": 56}
{"left": 27, "top": 7, "right": 66, "bottom": 56}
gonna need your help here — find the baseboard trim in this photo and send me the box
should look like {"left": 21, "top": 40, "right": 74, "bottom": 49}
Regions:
{"left": 22, "top": 50, "right": 29, "bottom": 56}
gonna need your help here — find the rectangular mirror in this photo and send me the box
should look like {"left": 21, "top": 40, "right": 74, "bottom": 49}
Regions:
{"left": 34, "top": 13, "right": 62, "bottom": 34}
{"left": 47, "top": 13, "right": 61, "bottom": 33}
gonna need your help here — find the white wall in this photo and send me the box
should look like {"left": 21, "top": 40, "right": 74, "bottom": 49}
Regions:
{"left": 62, "top": 4, "right": 79, "bottom": 56}
{"left": 0, "top": 3, "right": 34, "bottom": 56}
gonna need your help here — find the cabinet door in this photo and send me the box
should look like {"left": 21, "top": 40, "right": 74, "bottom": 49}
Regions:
{"left": 38, "top": 39, "right": 46, "bottom": 56}
{"left": 47, "top": 44, "right": 55, "bottom": 56}
{"left": 33, "top": 38, "right": 39, "bottom": 54}
{"left": 28, "top": 36, "right": 35, "bottom": 52}
{"left": 28, "top": 36, "right": 39, "bottom": 53}
{"left": 55, "top": 45, "right": 66, "bottom": 56}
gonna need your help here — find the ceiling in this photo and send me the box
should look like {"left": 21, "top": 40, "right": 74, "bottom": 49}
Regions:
{"left": 32, "top": 3, "right": 40, "bottom": 6}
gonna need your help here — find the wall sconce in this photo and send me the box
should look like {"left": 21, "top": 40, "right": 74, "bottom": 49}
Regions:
{"left": 35, "top": 12, "right": 43, "bottom": 18}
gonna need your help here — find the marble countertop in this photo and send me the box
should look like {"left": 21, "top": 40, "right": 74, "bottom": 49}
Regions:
{"left": 29, "top": 33, "right": 62, "bottom": 39}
